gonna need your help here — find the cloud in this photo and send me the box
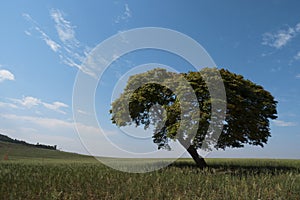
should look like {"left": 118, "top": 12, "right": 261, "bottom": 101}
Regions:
{"left": 18, "top": 97, "right": 39, "bottom": 108}
{"left": 262, "top": 27, "right": 296, "bottom": 49}
{"left": 42, "top": 101, "right": 68, "bottom": 114}
{"left": 76, "top": 109, "right": 89, "bottom": 115}
{"left": 23, "top": 10, "right": 96, "bottom": 78}
{"left": 0, "top": 102, "right": 18, "bottom": 109}
{"left": 24, "top": 30, "right": 31, "bottom": 36}
{"left": 0, "top": 114, "right": 112, "bottom": 137}
{"left": 50, "top": 9, "right": 79, "bottom": 48}
{"left": 61, "top": 56, "right": 96, "bottom": 77}
{"left": 294, "top": 51, "right": 300, "bottom": 60}
{"left": 0, "top": 128, "right": 16, "bottom": 135}
{"left": 296, "top": 23, "right": 300, "bottom": 32}
{"left": 44, "top": 37, "right": 61, "bottom": 52}
{"left": 49, "top": 9, "right": 88, "bottom": 68}
{"left": 296, "top": 74, "right": 300, "bottom": 79}
{"left": 262, "top": 22, "right": 300, "bottom": 49}
{"left": 36, "top": 27, "right": 61, "bottom": 52}
{"left": 0, "top": 69, "right": 15, "bottom": 82}
{"left": 11, "top": 96, "right": 41, "bottom": 108}
{"left": 273, "top": 120, "right": 297, "bottom": 127}
{"left": 9, "top": 96, "right": 68, "bottom": 114}
{"left": 124, "top": 4, "right": 131, "bottom": 18}
{"left": 0, "top": 113, "right": 117, "bottom": 154}
{"left": 22, "top": 13, "right": 34, "bottom": 21}
{"left": 23, "top": 13, "right": 61, "bottom": 52}
{"left": 114, "top": 3, "right": 132, "bottom": 24}
{"left": 2, "top": 114, "right": 73, "bottom": 129}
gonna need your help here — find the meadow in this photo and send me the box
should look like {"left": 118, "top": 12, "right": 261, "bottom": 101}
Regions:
{"left": 0, "top": 141, "right": 300, "bottom": 199}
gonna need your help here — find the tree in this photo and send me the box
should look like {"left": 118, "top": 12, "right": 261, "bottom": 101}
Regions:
{"left": 110, "top": 68, "right": 277, "bottom": 168}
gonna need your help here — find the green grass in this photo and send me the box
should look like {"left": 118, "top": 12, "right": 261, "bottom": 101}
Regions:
{"left": 0, "top": 141, "right": 90, "bottom": 161}
{"left": 0, "top": 141, "right": 299, "bottom": 199}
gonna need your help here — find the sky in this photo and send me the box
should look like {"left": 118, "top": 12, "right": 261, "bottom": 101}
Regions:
{"left": 0, "top": 0, "right": 300, "bottom": 159}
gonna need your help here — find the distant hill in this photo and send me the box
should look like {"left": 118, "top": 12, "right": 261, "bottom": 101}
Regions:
{"left": 0, "top": 133, "right": 57, "bottom": 150}
{"left": 0, "top": 133, "right": 90, "bottom": 161}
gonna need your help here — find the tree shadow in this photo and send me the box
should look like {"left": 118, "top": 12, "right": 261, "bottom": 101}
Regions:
{"left": 168, "top": 161, "right": 300, "bottom": 176}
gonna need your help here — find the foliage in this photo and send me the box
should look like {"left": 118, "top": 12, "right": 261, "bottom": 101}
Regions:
{"left": 110, "top": 68, "right": 277, "bottom": 152}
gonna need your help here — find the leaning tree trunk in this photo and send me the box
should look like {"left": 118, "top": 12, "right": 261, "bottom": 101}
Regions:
{"left": 178, "top": 138, "right": 208, "bottom": 169}
{"left": 186, "top": 145, "right": 208, "bottom": 169}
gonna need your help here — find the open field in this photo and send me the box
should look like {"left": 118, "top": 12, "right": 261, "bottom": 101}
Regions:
{"left": 0, "top": 141, "right": 300, "bottom": 199}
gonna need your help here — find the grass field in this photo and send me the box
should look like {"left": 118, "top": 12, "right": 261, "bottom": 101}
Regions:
{"left": 0, "top": 141, "right": 299, "bottom": 199}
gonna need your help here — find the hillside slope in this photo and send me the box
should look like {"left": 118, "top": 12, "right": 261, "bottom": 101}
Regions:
{"left": 0, "top": 134, "right": 91, "bottom": 161}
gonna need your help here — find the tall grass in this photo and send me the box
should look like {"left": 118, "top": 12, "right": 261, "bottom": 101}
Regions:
{"left": 0, "top": 158, "right": 299, "bottom": 199}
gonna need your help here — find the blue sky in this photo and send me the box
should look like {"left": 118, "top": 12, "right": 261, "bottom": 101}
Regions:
{"left": 0, "top": 0, "right": 300, "bottom": 159}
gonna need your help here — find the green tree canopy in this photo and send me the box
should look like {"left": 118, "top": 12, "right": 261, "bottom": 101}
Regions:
{"left": 110, "top": 68, "right": 277, "bottom": 168}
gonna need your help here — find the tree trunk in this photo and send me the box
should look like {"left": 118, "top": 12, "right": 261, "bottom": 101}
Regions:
{"left": 186, "top": 145, "right": 208, "bottom": 169}
{"left": 177, "top": 138, "right": 208, "bottom": 169}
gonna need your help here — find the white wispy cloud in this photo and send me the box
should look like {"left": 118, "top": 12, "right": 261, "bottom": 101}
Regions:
{"left": 76, "top": 109, "right": 89, "bottom": 115}
{"left": 11, "top": 96, "right": 41, "bottom": 108}
{"left": 273, "top": 120, "right": 297, "bottom": 127}
{"left": 0, "top": 114, "right": 115, "bottom": 136}
{"left": 23, "top": 13, "right": 61, "bottom": 52}
{"left": 24, "top": 30, "right": 31, "bottom": 36}
{"left": 0, "top": 102, "right": 18, "bottom": 109}
{"left": 296, "top": 74, "right": 300, "bottom": 79}
{"left": 114, "top": 3, "right": 132, "bottom": 24}
{"left": 0, "top": 128, "right": 16, "bottom": 135}
{"left": 262, "top": 27, "right": 297, "bottom": 49}
{"left": 23, "top": 11, "right": 95, "bottom": 77}
{"left": 2, "top": 114, "right": 73, "bottom": 129}
{"left": 50, "top": 9, "right": 79, "bottom": 48}
{"left": 262, "top": 23, "right": 300, "bottom": 63}
{"left": 22, "top": 13, "right": 32, "bottom": 22}
{"left": 50, "top": 9, "right": 92, "bottom": 75}
{"left": 262, "top": 22, "right": 300, "bottom": 49}
{"left": 61, "top": 56, "right": 95, "bottom": 77}
{"left": 124, "top": 4, "right": 132, "bottom": 19}
{"left": 294, "top": 51, "right": 300, "bottom": 60}
{"left": 296, "top": 23, "right": 300, "bottom": 32}
{"left": 42, "top": 101, "right": 68, "bottom": 114}
{"left": 9, "top": 96, "right": 68, "bottom": 114}
{"left": 0, "top": 113, "right": 118, "bottom": 154}
{"left": 43, "top": 35, "right": 61, "bottom": 52}
{"left": 36, "top": 29, "right": 61, "bottom": 52}
{"left": 0, "top": 69, "right": 15, "bottom": 82}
